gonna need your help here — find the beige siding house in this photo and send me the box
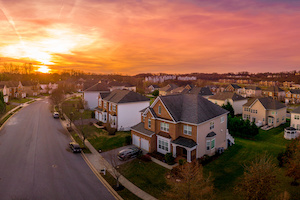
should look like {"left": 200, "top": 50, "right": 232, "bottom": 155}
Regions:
{"left": 131, "top": 93, "right": 234, "bottom": 162}
{"left": 290, "top": 107, "right": 300, "bottom": 130}
{"left": 242, "top": 97, "right": 286, "bottom": 128}
{"left": 208, "top": 92, "right": 247, "bottom": 115}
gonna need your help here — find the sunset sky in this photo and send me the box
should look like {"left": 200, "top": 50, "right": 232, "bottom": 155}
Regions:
{"left": 0, "top": 0, "right": 300, "bottom": 74}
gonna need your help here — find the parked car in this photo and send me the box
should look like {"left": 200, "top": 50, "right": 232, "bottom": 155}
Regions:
{"left": 117, "top": 147, "right": 142, "bottom": 161}
{"left": 53, "top": 112, "right": 59, "bottom": 119}
{"left": 69, "top": 142, "right": 82, "bottom": 153}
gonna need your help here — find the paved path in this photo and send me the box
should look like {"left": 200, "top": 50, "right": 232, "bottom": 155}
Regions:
{"left": 0, "top": 99, "right": 116, "bottom": 200}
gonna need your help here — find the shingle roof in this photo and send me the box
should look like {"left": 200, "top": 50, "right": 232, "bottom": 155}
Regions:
{"left": 109, "top": 81, "right": 134, "bottom": 87}
{"left": 84, "top": 82, "right": 110, "bottom": 92}
{"left": 290, "top": 89, "right": 300, "bottom": 94}
{"left": 21, "top": 80, "right": 37, "bottom": 86}
{"left": 291, "top": 106, "right": 300, "bottom": 114}
{"left": 159, "top": 84, "right": 178, "bottom": 92}
{"left": 189, "top": 87, "right": 213, "bottom": 96}
{"left": 149, "top": 84, "right": 159, "bottom": 88}
{"left": 208, "top": 92, "right": 246, "bottom": 101}
{"left": 243, "top": 97, "right": 286, "bottom": 110}
{"left": 157, "top": 131, "right": 172, "bottom": 138}
{"left": 131, "top": 122, "right": 155, "bottom": 137}
{"left": 99, "top": 92, "right": 110, "bottom": 99}
{"left": 0, "top": 81, "right": 19, "bottom": 87}
{"left": 206, "top": 132, "right": 216, "bottom": 137}
{"left": 264, "top": 86, "right": 284, "bottom": 92}
{"left": 227, "top": 84, "right": 241, "bottom": 89}
{"left": 172, "top": 136, "right": 197, "bottom": 148}
{"left": 103, "top": 90, "right": 149, "bottom": 103}
{"left": 245, "top": 86, "right": 261, "bottom": 90}
{"left": 159, "top": 93, "right": 228, "bottom": 124}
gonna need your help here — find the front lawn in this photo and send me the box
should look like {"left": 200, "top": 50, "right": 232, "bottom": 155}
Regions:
{"left": 118, "top": 159, "right": 170, "bottom": 199}
{"left": 204, "top": 123, "right": 300, "bottom": 199}
{"left": 10, "top": 98, "right": 31, "bottom": 104}
{"left": 78, "top": 124, "right": 131, "bottom": 152}
{"left": 62, "top": 99, "right": 92, "bottom": 120}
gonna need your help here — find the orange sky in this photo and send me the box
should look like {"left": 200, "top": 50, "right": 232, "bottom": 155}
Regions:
{"left": 0, "top": 0, "right": 300, "bottom": 74}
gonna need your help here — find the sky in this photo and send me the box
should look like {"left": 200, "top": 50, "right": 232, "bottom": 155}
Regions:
{"left": 0, "top": 0, "right": 300, "bottom": 74}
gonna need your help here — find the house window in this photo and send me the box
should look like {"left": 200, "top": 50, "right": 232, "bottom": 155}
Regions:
{"left": 158, "top": 138, "right": 169, "bottom": 152}
{"left": 99, "top": 99, "right": 102, "bottom": 107}
{"left": 211, "top": 138, "right": 215, "bottom": 150}
{"left": 103, "top": 102, "right": 107, "bottom": 109}
{"left": 206, "top": 140, "right": 211, "bottom": 150}
{"left": 148, "top": 119, "right": 151, "bottom": 129}
{"left": 277, "top": 118, "right": 279, "bottom": 123}
{"left": 297, "top": 124, "right": 300, "bottom": 130}
{"left": 103, "top": 113, "right": 107, "bottom": 122}
{"left": 112, "top": 104, "right": 116, "bottom": 112}
{"left": 282, "top": 116, "right": 284, "bottom": 121}
{"left": 160, "top": 122, "right": 169, "bottom": 132}
{"left": 183, "top": 125, "right": 192, "bottom": 136}
{"left": 158, "top": 106, "right": 161, "bottom": 115}
{"left": 221, "top": 116, "right": 224, "bottom": 123}
{"left": 210, "top": 121, "right": 214, "bottom": 130}
{"left": 295, "top": 115, "right": 300, "bottom": 120}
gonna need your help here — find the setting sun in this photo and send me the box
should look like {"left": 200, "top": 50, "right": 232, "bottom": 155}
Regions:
{"left": 36, "top": 65, "right": 50, "bottom": 73}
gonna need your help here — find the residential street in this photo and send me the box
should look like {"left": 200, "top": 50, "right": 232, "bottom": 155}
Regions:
{"left": 0, "top": 99, "right": 115, "bottom": 200}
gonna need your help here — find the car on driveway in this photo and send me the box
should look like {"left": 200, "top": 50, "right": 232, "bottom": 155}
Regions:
{"left": 117, "top": 147, "right": 142, "bottom": 161}
{"left": 69, "top": 142, "right": 82, "bottom": 153}
{"left": 53, "top": 112, "right": 59, "bottom": 119}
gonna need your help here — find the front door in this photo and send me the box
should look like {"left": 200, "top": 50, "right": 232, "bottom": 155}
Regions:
{"left": 268, "top": 117, "right": 274, "bottom": 126}
{"left": 182, "top": 148, "right": 187, "bottom": 158}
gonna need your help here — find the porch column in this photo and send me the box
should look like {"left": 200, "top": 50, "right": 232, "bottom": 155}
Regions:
{"left": 187, "top": 149, "right": 191, "bottom": 163}
{"left": 172, "top": 145, "right": 176, "bottom": 158}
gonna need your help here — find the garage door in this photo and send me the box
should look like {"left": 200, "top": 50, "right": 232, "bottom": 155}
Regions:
{"left": 141, "top": 138, "right": 149, "bottom": 152}
{"left": 132, "top": 134, "right": 140, "bottom": 147}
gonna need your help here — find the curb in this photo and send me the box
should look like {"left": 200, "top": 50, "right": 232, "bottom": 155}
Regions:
{"left": 60, "top": 114, "right": 123, "bottom": 200}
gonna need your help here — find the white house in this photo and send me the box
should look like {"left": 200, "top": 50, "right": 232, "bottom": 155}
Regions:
{"left": 95, "top": 90, "right": 150, "bottom": 131}
{"left": 208, "top": 92, "right": 247, "bottom": 115}
{"left": 83, "top": 82, "right": 110, "bottom": 109}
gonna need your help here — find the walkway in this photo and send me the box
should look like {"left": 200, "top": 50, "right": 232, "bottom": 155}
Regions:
{"left": 61, "top": 114, "right": 157, "bottom": 200}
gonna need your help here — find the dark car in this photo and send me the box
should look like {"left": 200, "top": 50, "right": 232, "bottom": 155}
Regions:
{"left": 117, "top": 147, "right": 142, "bottom": 161}
{"left": 69, "top": 142, "right": 82, "bottom": 153}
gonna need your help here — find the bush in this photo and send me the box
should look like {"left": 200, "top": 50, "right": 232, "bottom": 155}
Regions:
{"left": 179, "top": 159, "right": 186, "bottom": 166}
{"left": 165, "top": 153, "right": 175, "bottom": 165}
{"left": 152, "top": 90, "right": 159, "bottom": 97}
{"left": 96, "top": 121, "right": 103, "bottom": 126}
{"left": 198, "top": 155, "right": 212, "bottom": 165}
{"left": 125, "top": 135, "right": 132, "bottom": 145}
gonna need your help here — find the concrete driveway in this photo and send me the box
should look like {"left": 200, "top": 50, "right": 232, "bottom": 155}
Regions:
{"left": 100, "top": 145, "right": 137, "bottom": 166}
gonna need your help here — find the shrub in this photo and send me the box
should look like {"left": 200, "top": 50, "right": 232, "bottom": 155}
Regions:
{"left": 198, "top": 155, "right": 212, "bottom": 165}
{"left": 96, "top": 121, "right": 103, "bottom": 126}
{"left": 179, "top": 159, "right": 186, "bottom": 166}
{"left": 165, "top": 153, "right": 175, "bottom": 165}
{"left": 125, "top": 135, "right": 132, "bottom": 145}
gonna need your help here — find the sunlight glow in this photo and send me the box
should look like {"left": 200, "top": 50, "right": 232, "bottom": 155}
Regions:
{"left": 36, "top": 65, "right": 50, "bottom": 73}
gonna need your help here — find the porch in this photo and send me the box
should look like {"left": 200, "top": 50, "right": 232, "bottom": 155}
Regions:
{"left": 172, "top": 136, "right": 197, "bottom": 163}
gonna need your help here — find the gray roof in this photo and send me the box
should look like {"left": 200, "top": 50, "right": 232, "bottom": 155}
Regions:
{"left": 190, "top": 87, "right": 213, "bottom": 96}
{"left": 291, "top": 106, "right": 300, "bottom": 114}
{"left": 149, "top": 84, "right": 159, "bottom": 88}
{"left": 99, "top": 92, "right": 110, "bottom": 99}
{"left": 264, "top": 86, "right": 284, "bottom": 92}
{"left": 243, "top": 97, "right": 286, "bottom": 110}
{"left": 208, "top": 92, "right": 246, "bottom": 101}
{"left": 159, "top": 84, "right": 178, "bottom": 92}
{"left": 286, "top": 127, "right": 296, "bottom": 131}
{"left": 103, "top": 90, "right": 149, "bottom": 103}
{"left": 172, "top": 136, "right": 197, "bottom": 148}
{"left": 206, "top": 132, "right": 216, "bottom": 137}
{"left": 290, "top": 89, "right": 300, "bottom": 94}
{"left": 131, "top": 122, "right": 154, "bottom": 137}
{"left": 227, "top": 84, "right": 241, "bottom": 89}
{"left": 84, "top": 82, "right": 110, "bottom": 92}
{"left": 245, "top": 86, "right": 261, "bottom": 90}
{"left": 109, "top": 81, "right": 134, "bottom": 87}
{"left": 159, "top": 93, "right": 228, "bottom": 124}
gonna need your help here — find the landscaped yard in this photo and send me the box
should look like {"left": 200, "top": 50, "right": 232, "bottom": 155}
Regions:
{"left": 62, "top": 98, "right": 92, "bottom": 120}
{"left": 118, "top": 159, "right": 170, "bottom": 199}
{"left": 10, "top": 98, "right": 32, "bottom": 104}
{"left": 78, "top": 124, "right": 131, "bottom": 152}
{"left": 204, "top": 122, "right": 300, "bottom": 199}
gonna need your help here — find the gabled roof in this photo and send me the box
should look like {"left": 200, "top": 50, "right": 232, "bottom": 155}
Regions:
{"left": 172, "top": 136, "right": 197, "bottom": 148}
{"left": 291, "top": 106, "right": 300, "bottom": 114}
{"left": 189, "top": 87, "right": 213, "bottom": 96}
{"left": 243, "top": 97, "right": 286, "bottom": 110}
{"left": 0, "top": 81, "right": 20, "bottom": 87}
{"left": 170, "top": 86, "right": 186, "bottom": 94}
{"left": 83, "top": 80, "right": 99, "bottom": 90}
{"left": 227, "top": 84, "right": 241, "bottom": 89}
{"left": 148, "top": 84, "right": 159, "bottom": 88}
{"left": 290, "top": 89, "right": 300, "bottom": 94}
{"left": 99, "top": 92, "right": 110, "bottom": 99}
{"left": 108, "top": 81, "right": 134, "bottom": 87}
{"left": 245, "top": 86, "right": 261, "bottom": 90}
{"left": 158, "top": 93, "right": 228, "bottom": 124}
{"left": 208, "top": 92, "right": 246, "bottom": 101}
{"left": 103, "top": 90, "right": 149, "bottom": 103}
{"left": 21, "top": 80, "right": 37, "bottom": 86}
{"left": 84, "top": 82, "right": 110, "bottom": 92}
{"left": 264, "top": 86, "right": 284, "bottom": 92}
{"left": 159, "top": 84, "right": 178, "bottom": 92}
{"left": 131, "top": 122, "right": 155, "bottom": 137}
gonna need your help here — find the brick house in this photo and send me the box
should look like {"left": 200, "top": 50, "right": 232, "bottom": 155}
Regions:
{"left": 285, "top": 89, "right": 300, "bottom": 104}
{"left": 131, "top": 93, "right": 233, "bottom": 162}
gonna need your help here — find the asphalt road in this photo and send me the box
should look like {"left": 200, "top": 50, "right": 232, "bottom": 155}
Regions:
{"left": 0, "top": 99, "right": 115, "bottom": 200}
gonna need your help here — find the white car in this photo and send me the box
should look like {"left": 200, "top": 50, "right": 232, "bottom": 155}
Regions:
{"left": 53, "top": 112, "right": 59, "bottom": 119}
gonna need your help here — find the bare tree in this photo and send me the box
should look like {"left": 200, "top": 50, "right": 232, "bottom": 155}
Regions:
{"left": 104, "top": 149, "right": 123, "bottom": 190}
{"left": 50, "top": 88, "right": 65, "bottom": 112}
{"left": 163, "top": 162, "right": 214, "bottom": 200}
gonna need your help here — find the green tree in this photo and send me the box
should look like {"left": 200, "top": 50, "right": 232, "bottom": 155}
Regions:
{"left": 152, "top": 90, "right": 159, "bottom": 97}
{"left": 222, "top": 102, "right": 234, "bottom": 117}
{"left": 0, "top": 91, "right": 6, "bottom": 114}
{"left": 235, "top": 153, "right": 279, "bottom": 200}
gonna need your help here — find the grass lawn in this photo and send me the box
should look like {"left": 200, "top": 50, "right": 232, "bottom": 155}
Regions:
{"left": 101, "top": 172, "right": 141, "bottom": 200}
{"left": 62, "top": 99, "right": 92, "bottom": 120}
{"left": 79, "top": 124, "right": 131, "bottom": 152}
{"left": 118, "top": 159, "right": 170, "bottom": 199}
{"left": 10, "top": 98, "right": 31, "bottom": 104}
{"left": 204, "top": 123, "right": 300, "bottom": 199}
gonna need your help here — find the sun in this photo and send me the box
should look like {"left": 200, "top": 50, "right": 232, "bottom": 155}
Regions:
{"left": 37, "top": 66, "right": 51, "bottom": 73}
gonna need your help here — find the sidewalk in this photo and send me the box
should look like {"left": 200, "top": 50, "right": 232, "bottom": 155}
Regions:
{"left": 61, "top": 114, "right": 157, "bottom": 200}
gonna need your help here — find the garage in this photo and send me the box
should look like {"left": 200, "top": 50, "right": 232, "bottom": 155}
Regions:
{"left": 141, "top": 138, "right": 149, "bottom": 152}
{"left": 132, "top": 134, "right": 140, "bottom": 147}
